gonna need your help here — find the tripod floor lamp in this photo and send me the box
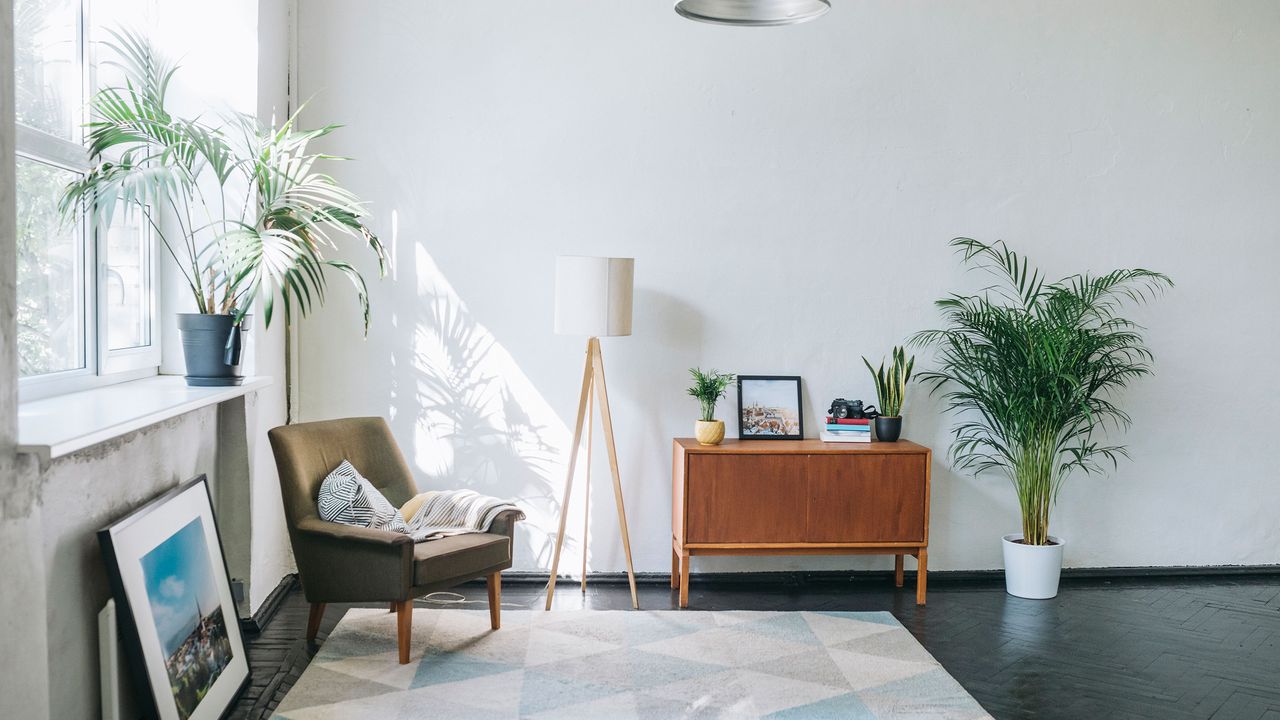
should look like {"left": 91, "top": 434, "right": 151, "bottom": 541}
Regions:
{"left": 545, "top": 256, "right": 639, "bottom": 610}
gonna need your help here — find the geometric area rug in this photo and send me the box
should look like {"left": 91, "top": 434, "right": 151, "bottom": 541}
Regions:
{"left": 274, "top": 609, "right": 991, "bottom": 719}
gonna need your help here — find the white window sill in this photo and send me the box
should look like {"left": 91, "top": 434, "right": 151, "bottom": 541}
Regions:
{"left": 18, "top": 374, "right": 273, "bottom": 463}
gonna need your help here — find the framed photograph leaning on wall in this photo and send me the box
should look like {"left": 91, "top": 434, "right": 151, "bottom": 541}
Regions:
{"left": 99, "top": 476, "right": 249, "bottom": 720}
{"left": 738, "top": 375, "right": 804, "bottom": 440}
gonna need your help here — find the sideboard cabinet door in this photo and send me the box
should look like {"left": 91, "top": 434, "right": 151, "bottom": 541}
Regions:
{"left": 806, "top": 454, "right": 927, "bottom": 543}
{"left": 686, "top": 454, "right": 807, "bottom": 543}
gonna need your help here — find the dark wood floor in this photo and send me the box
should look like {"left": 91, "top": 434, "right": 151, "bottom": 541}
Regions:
{"left": 231, "top": 573, "right": 1280, "bottom": 719}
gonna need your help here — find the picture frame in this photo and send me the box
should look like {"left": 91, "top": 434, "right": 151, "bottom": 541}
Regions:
{"left": 98, "top": 475, "right": 249, "bottom": 720}
{"left": 737, "top": 375, "right": 804, "bottom": 440}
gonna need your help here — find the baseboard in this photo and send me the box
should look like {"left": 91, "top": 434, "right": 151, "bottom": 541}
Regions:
{"left": 487, "top": 564, "right": 1280, "bottom": 586}
{"left": 240, "top": 573, "right": 299, "bottom": 633}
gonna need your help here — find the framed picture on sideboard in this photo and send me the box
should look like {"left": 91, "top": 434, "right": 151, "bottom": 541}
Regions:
{"left": 737, "top": 375, "right": 804, "bottom": 440}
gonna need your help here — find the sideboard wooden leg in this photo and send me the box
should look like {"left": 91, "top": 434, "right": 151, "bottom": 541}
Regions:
{"left": 894, "top": 554, "right": 904, "bottom": 588}
{"left": 671, "top": 548, "right": 680, "bottom": 589}
{"left": 916, "top": 549, "right": 928, "bottom": 605}
{"left": 679, "top": 554, "right": 691, "bottom": 608}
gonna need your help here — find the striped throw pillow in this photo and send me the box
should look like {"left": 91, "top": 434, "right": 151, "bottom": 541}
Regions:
{"left": 317, "top": 460, "right": 410, "bottom": 535}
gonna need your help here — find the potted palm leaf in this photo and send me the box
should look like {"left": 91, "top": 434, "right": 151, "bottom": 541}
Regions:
{"left": 863, "top": 346, "right": 914, "bottom": 442}
{"left": 915, "top": 238, "right": 1170, "bottom": 599}
{"left": 60, "top": 30, "right": 386, "bottom": 386}
{"left": 688, "top": 368, "right": 735, "bottom": 445}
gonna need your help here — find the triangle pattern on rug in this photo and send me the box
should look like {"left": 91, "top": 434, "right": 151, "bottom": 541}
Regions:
{"left": 827, "top": 646, "right": 937, "bottom": 692}
{"left": 274, "top": 609, "right": 990, "bottom": 719}
{"left": 518, "top": 667, "right": 627, "bottom": 716}
{"left": 272, "top": 664, "right": 403, "bottom": 716}
{"left": 801, "top": 610, "right": 900, "bottom": 646}
{"left": 742, "top": 646, "right": 854, "bottom": 692}
{"left": 412, "top": 654, "right": 519, "bottom": 688}
{"left": 315, "top": 651, "right": 425, "bottom": 690}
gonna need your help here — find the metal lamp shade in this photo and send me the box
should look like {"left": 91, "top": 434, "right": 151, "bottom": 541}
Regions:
{"left": 674, "top": 0, "right": 831, "bottom": 27}
{"left": 554, "top": 256, "right": 634, "bottom": 337}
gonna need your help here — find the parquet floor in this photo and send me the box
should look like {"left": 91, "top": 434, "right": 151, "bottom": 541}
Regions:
{"left": 231, "top": 573, "right": 1280, "bottom": 719}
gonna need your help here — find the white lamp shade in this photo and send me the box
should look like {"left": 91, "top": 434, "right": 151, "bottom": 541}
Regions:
{"left": 555, "top": 256, "right": 634, "bottom": 337}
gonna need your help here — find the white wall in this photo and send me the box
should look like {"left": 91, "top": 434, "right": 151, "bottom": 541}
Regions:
{"left": 248, "top": 0, "right": 295, "bottom": 611}
{"left": 294, "top": 1, "right": 1280, "bottom": 575}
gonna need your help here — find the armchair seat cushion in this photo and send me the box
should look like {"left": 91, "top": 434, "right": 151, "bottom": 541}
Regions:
{"left": 414, "top": 533, "right": 510, "bottom": 586}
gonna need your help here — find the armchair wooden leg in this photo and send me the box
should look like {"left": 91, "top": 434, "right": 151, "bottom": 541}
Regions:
{"left": 894, "top": 554, "right": 905, "bottom": 588}
{"left": 487, "top": 573, "right": 502, "bottom": 630}
{"left": 396, "top": 600, "right": 413, "bottom": 664}
{"left": 306, "top": 602, "right": 326, "bottom": 643}
{"left": 389, "top": 601, "right": 397, "bottom": 613}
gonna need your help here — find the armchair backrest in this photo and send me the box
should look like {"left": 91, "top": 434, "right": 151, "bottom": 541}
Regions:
{"left": 268, "top": 417, "right": 419, "bottom": 531}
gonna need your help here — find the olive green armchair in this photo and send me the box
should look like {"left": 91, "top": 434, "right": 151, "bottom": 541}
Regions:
{"left": 268, "top": 416, "right": 522, "bottom": 664}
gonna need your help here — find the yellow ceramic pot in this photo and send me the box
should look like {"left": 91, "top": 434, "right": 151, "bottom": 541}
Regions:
{"left": 695, "top": 419, "right": 726, "bottom": 445}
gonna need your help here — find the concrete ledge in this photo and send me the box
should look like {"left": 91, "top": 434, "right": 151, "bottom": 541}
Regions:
{"left": 17, "top": 374, "right": 272, "bottom": 463}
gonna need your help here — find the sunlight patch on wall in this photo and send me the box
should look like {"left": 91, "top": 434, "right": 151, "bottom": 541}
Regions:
{"left": 409, "top": 244, "right": 582, "bottom": 572}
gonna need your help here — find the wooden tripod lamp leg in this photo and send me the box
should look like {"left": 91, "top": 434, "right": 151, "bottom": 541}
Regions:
{"left": 545, "top": 339, "right": 595, "bottom": 611}
{"left": 582, "top": 387, "right": 593, "bottom": 594}
{"left": 591, "top": 339, "right": 640, "bottom": 609}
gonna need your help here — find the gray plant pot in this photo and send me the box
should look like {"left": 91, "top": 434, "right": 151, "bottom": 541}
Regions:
{"left": 176, "top": 313, "right": 247, "bottom": 387}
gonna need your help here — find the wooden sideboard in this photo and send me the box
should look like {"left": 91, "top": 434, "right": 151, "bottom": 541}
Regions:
{"left": 671, "top": 438, "right": 932, "bottom": 607}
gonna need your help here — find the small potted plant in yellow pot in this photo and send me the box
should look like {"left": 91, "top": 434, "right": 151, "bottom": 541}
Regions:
{"left": 688, "top": 368, "right": 735, "bottom": 445}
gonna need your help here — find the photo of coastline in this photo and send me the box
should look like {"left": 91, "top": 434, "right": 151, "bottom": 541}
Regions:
{"left": 140, "top": 518, "right": 234, "bottom": 720}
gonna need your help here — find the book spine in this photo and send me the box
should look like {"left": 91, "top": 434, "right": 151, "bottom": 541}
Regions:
{"left": 825, "top": 417, "right": 871, "bottom": 426}
{"left": 824, "top": 426, "right": 870, "bottom": 433}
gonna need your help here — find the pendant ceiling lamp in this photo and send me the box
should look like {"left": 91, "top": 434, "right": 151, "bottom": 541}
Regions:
{"left": 674, "top": 0, "right": 831, "bottom": 27}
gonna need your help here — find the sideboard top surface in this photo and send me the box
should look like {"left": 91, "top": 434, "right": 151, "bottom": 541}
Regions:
{"left": 674, "top": 438, "right": 930, "bottom": 454}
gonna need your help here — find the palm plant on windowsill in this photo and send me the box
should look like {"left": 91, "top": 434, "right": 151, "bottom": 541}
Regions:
{"left": 913, "top": 237, "right": 1170, "bottom": 599}
{"left": 687, "top": 368, "right": 735, "bottom": 445}
{"left": 59, "top": 30, "right": 386, "bottom": 387}
{"left": 863, "top": 346, "right": 914, "bottom": 442}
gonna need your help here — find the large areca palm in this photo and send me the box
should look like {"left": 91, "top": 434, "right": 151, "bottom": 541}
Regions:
{"left": 914, "top": 238, "right": 1171, "bottom": 545}
{"left": 60, "top": 29, "right": 386, "bottom": 331}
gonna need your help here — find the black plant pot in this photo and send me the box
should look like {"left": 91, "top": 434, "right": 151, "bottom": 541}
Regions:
{"left": 874, "top": 415, "right": 902, "bottom": 442}
{"left": 177, "top": 313, "right": 248, "bottom": 387}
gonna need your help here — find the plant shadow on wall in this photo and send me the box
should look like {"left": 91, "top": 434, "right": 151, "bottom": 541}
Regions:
{"left": 390, "top": 247, "right": 568, "bottom": 571}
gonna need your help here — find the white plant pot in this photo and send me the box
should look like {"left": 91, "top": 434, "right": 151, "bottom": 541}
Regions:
{"left": 1001, "top": 533, "right": 1064, "bottom": 599}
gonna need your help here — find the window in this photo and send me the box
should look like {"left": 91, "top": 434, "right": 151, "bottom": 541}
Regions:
{"left": 15, "top": 0, "right": 160, "bottom": 399}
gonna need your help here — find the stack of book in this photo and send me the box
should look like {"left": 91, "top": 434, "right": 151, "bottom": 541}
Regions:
{"left": 820, "top": 417, "right": 872, "bottom": 443}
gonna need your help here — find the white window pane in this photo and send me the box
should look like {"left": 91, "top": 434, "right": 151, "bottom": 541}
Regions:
{"left": 16, "top": 157, "right": 86, "bottom": 377}
{"left": 14, "top": 0, "right": 81, "bottom": 142}
{"left": 91, "top": 0, "right": 158, "bottom": 89}
{"left": 104, "top": 215, "right": 151, "bottom": 350}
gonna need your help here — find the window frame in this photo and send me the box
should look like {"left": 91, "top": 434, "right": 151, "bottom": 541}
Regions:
{"left": 16, "top": 0, "right": 162, "bottom": 402}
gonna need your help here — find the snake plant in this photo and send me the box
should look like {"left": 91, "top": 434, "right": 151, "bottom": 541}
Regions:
{"left": 863, "top": 346, "right": 914, "bottom": 418}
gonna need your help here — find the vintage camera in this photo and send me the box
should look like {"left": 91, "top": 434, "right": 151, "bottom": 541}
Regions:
{"left": 829, "top": 398, "right": 879, "bottom": 420}
{"left": 829, "top": 398, "right": 864, "bottom": 419}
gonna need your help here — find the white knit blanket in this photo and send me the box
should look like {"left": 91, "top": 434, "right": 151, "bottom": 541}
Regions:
{"left": 401, "top": 490, "right": 523, "bottom": 542}
{"left": 317, "top": 460, "right": 521, "bottom": 543}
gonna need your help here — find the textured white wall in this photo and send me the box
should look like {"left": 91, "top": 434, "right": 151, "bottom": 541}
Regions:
{"left": 294, "top": 1, "right": 1280, "bottom": 574}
